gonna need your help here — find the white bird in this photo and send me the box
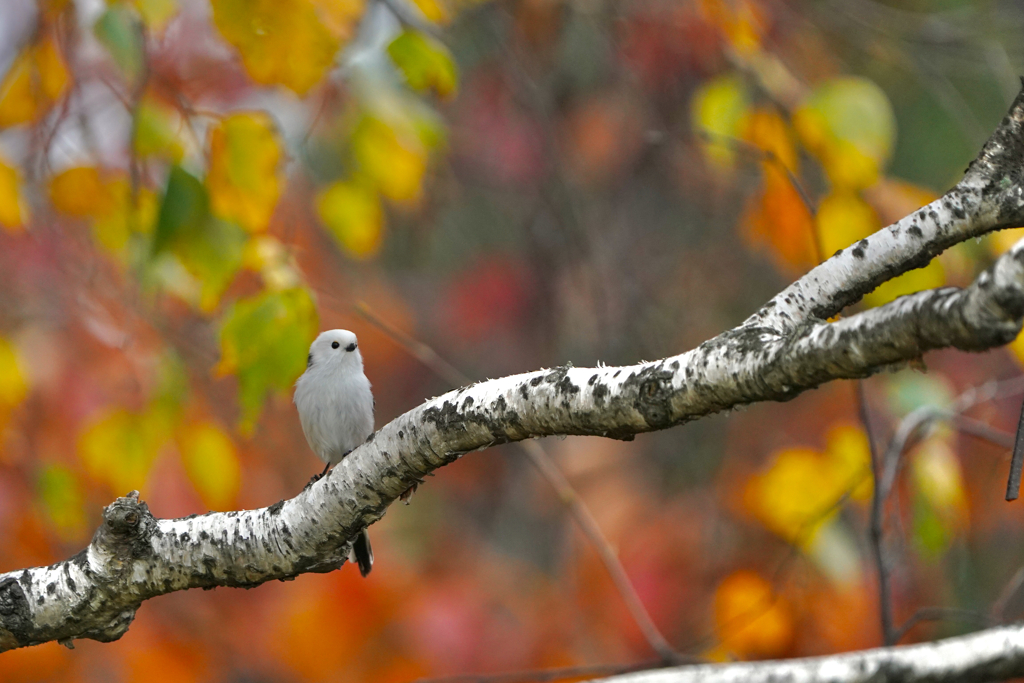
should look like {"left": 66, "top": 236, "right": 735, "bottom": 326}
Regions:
{"left": 294, "top": 329, "right": 375, "bottom": 577}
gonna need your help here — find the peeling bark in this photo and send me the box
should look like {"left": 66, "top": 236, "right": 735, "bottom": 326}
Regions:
{"left": 4, "top": 81, "right": 1024, "bottom": 683}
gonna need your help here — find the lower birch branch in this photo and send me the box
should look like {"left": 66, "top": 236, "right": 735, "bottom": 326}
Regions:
{"left": 5, "top": 86, "right": 1024, "bottom": 674}
{"left": 589, "top": 623, "right": 1024, "bottom": 683}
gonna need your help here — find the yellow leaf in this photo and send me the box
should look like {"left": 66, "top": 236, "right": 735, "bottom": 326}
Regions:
{"left": 0, "top": 155, "right": 26, "bottom": 231}
{"left": 794, "top": 77, "right": 896, "bottom": 190}
{"left": 824, "top": 423, "right": 872, "bottom": 501}
{"left": 0, "top": 336, "right": 28, "bottom": 407}
{"left": 410, "top": 0, "right": 448, "bottom": 23}
{"left": 316, "top": 180, "right": 383, "bottom": 258}
{"left": 206, "top": 112, "right": 282, "bottom": 233}
{"left": 815, "top": 190, "right": 879, "bottom": 258}
{"left": 0, "top": 336, "right": 29, "bottom": 442}
{"left": 211, "top": 0, "right": 341, "bottom": 95}
{"left": 863, "top": 258, "right": 945, "bottom": 308}
{"left": 178, "top": 421, "right": 241, "bottom": 510}
{"left": 37, "top": 464, "right": 87, "bottom": 540}
{"left": 388, "top": 30, "right": 458, "bottom": 98}
{"left": 712, "top": 570, "right": 792, "bottom": 660}
{"left": 910, "top": 435, "right": 967, "bottom": 557}
{"left": 92, "top": 184, "right": 159, "bottom": 259}
{"left": 49, "top": 167, "right": 117, "bottom": 217}
{"left": 352, "top": 117, "right": 427, "bottom": 205}
{"left": 691, "top": 74, "right": 749, "bottom": 168}
{"left": 0, "top": 38, "right": 69, "bottom": 128}
{"left": 78, "top": 407, "right": 172, "bottom": 493}
{"left": 989, "top": 226, "right": 1024, "bottom": 256}
{"left": 745, "top": 447, "right": 844, "bottom": 546}
{"left": 132, "top": 0, "right": 179, "bottom": 31}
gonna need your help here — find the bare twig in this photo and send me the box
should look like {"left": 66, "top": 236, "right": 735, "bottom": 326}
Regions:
{"left": 1009, "top": 400, "right": 1024, "bottom": 500}
{"left": 947, "top": 414, "right": 1015, "bottom": 450}
{"left": 413, "top": 660, "right": 669, "bottom": 683}
{"left": 354, "top": 302, "right": 685, "bottom": 663}
{"left": 860, "top": 380, "right": 897, "bottom": 646}
{"left": 993, "top": 564, "right": 1024, "bottom": 623}
{"left": 694, "top": 128, "right": 817, "bottom": 228}
{"left": 893, "top": 606, "right": 990, "bottom": 644}
{"left": 354, "top": 302, "right": 469, "bottom": 388}
{"left": 519, "top": 439, "right": 684, "bottom": 663}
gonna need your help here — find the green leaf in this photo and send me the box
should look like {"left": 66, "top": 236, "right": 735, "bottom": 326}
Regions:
{"left": 134, "top": 98, "right": 184, "bottom": 160}
{"left": 94, "top": 6, "right": 146, "bottom": 84}
{"left": 883, "top": 372, "right": 955, "bottom": 415}
{"left": 37, "top": 464, "right": 86, "bottom": 540}
{"left": 387, "top": 30, "right": 458, "bottom": 98}
{"left": 152, "top": 166, "right": 246, "bottom": 311}
{"left": 690, "top": 74, "right": 749, "bottom": 167}
{"left": 217, "top": 287, "right": 319, "bottom": 432}
{"left": 803, "top": 77, "right": 896, "bottom": 166}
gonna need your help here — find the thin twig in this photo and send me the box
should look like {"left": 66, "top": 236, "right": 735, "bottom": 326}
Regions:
{"left": 1009, "top": 399, "right": 1024, "bottom": 500}
{"left": 892, "top": 606, "right": 990, "bottom": 644}
{"left": 354, "top": 303, "right": 685, "bottom": 663}
{"left": 694, "top": 128, "right": 823, "bottom": 262}
{"left": 947, "top": 414, "right": 1015, "bottom": 450}
{"left": 354, "top": 302, "right": 470, "bottom": 387}
{"left": 518, "top": 439, "right": 684, "bottom": 663}
{"left": 413, "top": 659, "right": 669, "bottom": 683}
{"left": 867, "top": 377, "right": 1024, "bottom": 642}
{"left": 858, "top": 381, "right": 897, "bottom": 646}
{"left": 993, "top": 564, "right": 1024, "bottom": 623}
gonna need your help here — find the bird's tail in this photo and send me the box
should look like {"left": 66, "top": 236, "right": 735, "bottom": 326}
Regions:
{"left": 349, "top": 529, "right": 373, "bottom": 577}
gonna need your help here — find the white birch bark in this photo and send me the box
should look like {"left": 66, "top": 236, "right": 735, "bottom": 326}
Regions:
{"left": 589, "top": 624, "right": 1024, "bottom": 683}
{"left": 4, "top": 81, "right": 1024, "bottom": 683}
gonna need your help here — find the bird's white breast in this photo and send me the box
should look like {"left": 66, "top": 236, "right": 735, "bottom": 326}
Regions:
{"left": 294, "top": 362, "right": 374, "bottom": 466}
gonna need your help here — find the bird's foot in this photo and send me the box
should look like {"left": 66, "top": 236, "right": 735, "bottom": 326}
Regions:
{"left": 303, "top": 463, "right": 332, "bottom": 491}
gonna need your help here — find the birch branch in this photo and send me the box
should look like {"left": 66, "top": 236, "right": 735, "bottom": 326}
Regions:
{"left": 587, "top": 623, "right": 1024, "bottom": 683}
{"left": 4, "top": 85, "right": 1024, "bottom": 665}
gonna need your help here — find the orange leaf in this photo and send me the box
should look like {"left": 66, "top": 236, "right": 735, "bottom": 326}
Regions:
{"left": 742, "top": 165, "right": 816, "bottom": 271}
{"left": 712, "top": 570, "right": 793, "bottom": 660}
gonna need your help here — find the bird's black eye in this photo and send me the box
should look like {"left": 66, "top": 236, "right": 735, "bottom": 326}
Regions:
{"left": 346, "top": 342, "right": 357, "bottom": 352}
{"left": 331, "top": 341, "right": 340, "bottom": 349}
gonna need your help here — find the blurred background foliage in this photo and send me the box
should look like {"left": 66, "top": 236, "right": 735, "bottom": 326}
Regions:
{"left": 2, "top": 0, "right": 1024, "bottom": 681}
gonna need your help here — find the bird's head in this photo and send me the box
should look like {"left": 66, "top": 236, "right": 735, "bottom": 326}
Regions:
{"left": 307, "top": 329, "right": 363, "bottom": 373}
